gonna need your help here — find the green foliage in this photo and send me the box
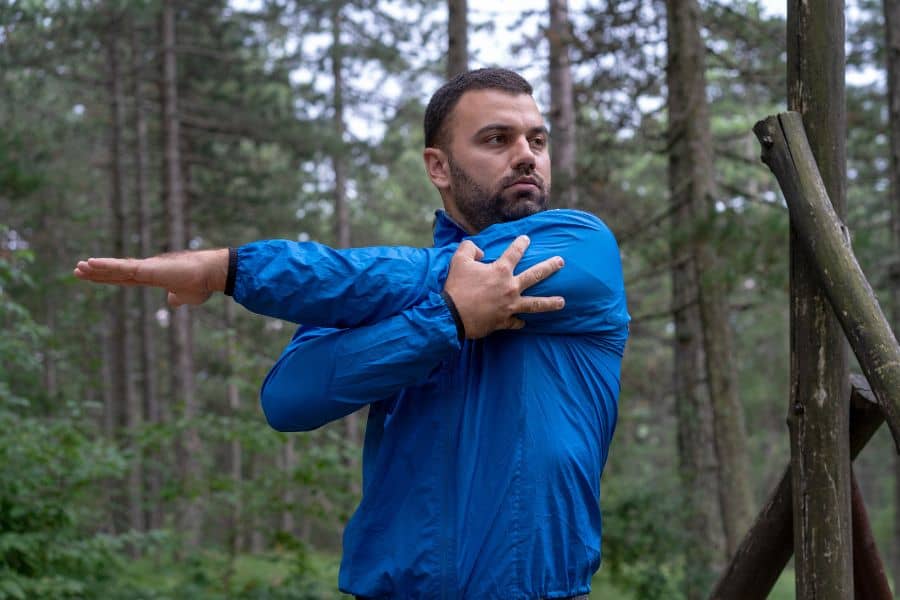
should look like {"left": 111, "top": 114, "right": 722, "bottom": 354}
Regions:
{"left": 599, "top": 478, "right": 684, "bottom": 599}
{"left": 0, "top": 251, "right": 131, "bottom": 599}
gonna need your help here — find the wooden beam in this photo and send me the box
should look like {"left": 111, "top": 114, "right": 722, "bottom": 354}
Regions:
{"left": 753, "top": 112, "right": 900, "bottom": 452}
{"left": 851, "top": 469, "right": 892, "bottom": 600}
{"left": 708, "top": 376, "right": 882, "bottom": 600}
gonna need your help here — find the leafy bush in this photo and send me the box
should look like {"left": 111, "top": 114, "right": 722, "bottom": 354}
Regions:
{"left": 600, "top": 478, "right": 685, "bottom": 599}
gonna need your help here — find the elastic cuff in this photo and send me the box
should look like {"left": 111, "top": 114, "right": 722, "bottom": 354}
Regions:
{"left": 224, "top": 247, "right": 238, "bottom": 296}
{"left": 440, "top": 290, "right": 466, "bottom": 341}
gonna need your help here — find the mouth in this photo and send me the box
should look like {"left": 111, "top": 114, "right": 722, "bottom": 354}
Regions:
{"left": 505, "top": 177, "right": 541, "bottom": 190}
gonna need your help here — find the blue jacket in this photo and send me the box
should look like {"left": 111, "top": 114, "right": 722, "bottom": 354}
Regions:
{"left": 229, "top": 209, "right": 629, "bottom": 599}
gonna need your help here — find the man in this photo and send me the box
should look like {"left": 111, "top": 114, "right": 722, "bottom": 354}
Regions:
{"left": 75, "top": 68, "right": 629, "bottom": 599}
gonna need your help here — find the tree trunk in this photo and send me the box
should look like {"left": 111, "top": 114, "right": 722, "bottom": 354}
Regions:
{"left": 884, "top": 0, "right": 900, "bottom": 580}
{"left": 667, "top": 0, "right": 756, "bottom": 589}
{"left": 281, "top": 438, "right": 296, "bottom": 535}
{"left": 666, "top": 0, "right": 725, "bottom": 590}
{"left": 224, "top": 300, "right": 243, "bottom": 553}
{"left": 447, "top": 0, "right": 468, "bottom": 79}
{"left": 548, "top": 0, "right": 577, "bottom": 208}
{"left": 43, "top": 293, "right": 58, "bottom": 399}
{"left": 786, "top": 0, "right": 852, "bottom": 596}
{"left": 666, "top": 0, "right": 753, "bottom": 561}
{"left": 251, "top": 451, "right": 266, "bottom": 553}
{"left": 162, "top": 0, "right": 202, "bottom": 548}
{"left": 331, "top": 2, "right": 361, "bottom": 491}
{"left": 132, "top": 19, "right": 162, "bottom": 533}
{"left": 107, "top": 23, "right": 143, "bottom": 541}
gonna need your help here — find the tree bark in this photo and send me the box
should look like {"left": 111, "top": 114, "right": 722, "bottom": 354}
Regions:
{"left": 330, "top": 2, "right": 361, "bottom": 489}
{"left": 753, "top": 113, "right": 900, "bottom": 448}
{"left": 709, "top": 376, "right": 882, "bottom": 600}
{"left": 666, "top": 0, "right": 725, "bottom": 592}
{"left": 161, "top": 0, "right": 202, "bottom": 548}
{"left": 883, "top": 0, "right": 900, "bottom": 580}
{"left": 548, "top": 0, "right": 577, "bottom": 208}
{"left": 281, "top": 438, "right": 296, "bottom": 535}
{"left": 224, "top": 300, "right": 243, "bottom": 553}
{"left": 132, "top": 19, "right": 162, "bottom": 533}
{"left": 666, "top": 0, "right": 752, "bottom": 586}
{"left": 447, "top": 0, "right": 468, "bottom": 79}
{"left": 106, "top": 22, "right": 143, "bottom": 541}
{"left": 786, "top": 0, "right": 852, "bottom": 595}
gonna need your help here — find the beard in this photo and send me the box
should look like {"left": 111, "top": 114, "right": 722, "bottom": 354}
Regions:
{"left": 448, "top": 159, "right": 550, "bottom": 232}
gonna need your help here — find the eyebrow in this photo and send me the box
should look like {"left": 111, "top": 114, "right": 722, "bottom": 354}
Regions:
{"left": 472, "top": 124, "right": 550, "bottom": 139}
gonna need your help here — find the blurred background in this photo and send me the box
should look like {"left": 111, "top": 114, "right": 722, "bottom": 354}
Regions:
{"left": 0, "top": 0, "right": 896, "bottom": 598}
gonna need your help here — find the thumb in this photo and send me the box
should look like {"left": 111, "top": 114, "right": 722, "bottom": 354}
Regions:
{"left": 169, "top": 289, "right": 213, "bottom": 306}
{"left": 453, "top": 240, "right": 484, "bottom": 262}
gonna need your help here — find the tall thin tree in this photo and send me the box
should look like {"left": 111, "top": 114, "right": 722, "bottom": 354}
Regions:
{"left": 665, "top": 0, "right": 726, "bottom": 593}
{"left": 329, "top": 1, "right": 361, "bottom": 492}
{"left": 161, "top": 0, "right": 202, "bottom": 548}
{"left": 547, "top": 0, "right": 577, "bottom": 207}
{"left": 131, "top": 17, "right": 160, "bottom": 533}
{"left": 106, "top": 17, "right": 143, "bottom": 540}
{"left": 447, "top": 0, "right": 468, "bottom": 79}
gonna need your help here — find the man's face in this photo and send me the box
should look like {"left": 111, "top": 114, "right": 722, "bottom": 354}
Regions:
{"left": 434, "top": 89, "right": 552, "bottom": 233}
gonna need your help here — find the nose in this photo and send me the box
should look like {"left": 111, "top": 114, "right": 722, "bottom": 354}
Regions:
{"left": 510, "top": 135, "right": 536, "bottom": 173}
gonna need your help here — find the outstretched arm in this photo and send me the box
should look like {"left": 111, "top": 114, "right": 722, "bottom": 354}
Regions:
{"left": 74, "top": 210, "right": 628, "bottom": 339}
{"left": 73, "top": 236, "right": 566, "bottom": 337}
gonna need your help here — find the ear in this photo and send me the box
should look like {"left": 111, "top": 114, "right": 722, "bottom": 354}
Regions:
{"left": 423, "top": 147, "right": 450, "bottom": 190}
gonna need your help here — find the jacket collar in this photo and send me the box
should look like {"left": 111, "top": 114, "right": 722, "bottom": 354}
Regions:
{"left": 432, "top": 209, "right": 468, "bottom": 246}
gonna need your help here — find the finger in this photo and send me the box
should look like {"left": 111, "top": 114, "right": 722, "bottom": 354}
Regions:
{"left": 515, "top": 256, "right": 564, "bottom": 291}
{"left": 167, "top": 291, "right": 182, "bottom": 308}
{"left": 74, "top": 258, "right": 138, "bottom": 284}
{"left": 169, "top": 289, "right": 212, "bottom": 306}
{"left": 512, "top": 296, "right": 566, "bottom": 314}
{"left": 74, "top": 263, "right": 135, "bottom": 285}
{"left": 507, "top": 317, "right": 526, "bottom": 330}
{"left": 453, "top": 240, "right": 484, "bottom": 262}
{"left": 495, "top": 235, "right": 530, "bottom": 272}
{"left": 89, "top": 257, "right": 167, "bottom": 287}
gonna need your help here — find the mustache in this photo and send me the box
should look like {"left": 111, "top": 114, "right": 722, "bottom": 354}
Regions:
{"left": 498, "top": 169, "right": 545, "bottom": 190}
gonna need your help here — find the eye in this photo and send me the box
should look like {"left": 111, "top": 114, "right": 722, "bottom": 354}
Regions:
{"left": 485, "top": 134, "right": 506, "bottom": 145}
{"left": 529, "top": 135, "right": 547, "bottom": 150}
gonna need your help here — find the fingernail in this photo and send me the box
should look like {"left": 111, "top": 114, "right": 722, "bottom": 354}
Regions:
{"left": 556, "top": 258, "right": 564, "bottom": 267}
{"left": 520, "top": 235, "right": 530, "bottom": 244}
{"left": 557, "top": 298, "right": 565, "bottom": 308}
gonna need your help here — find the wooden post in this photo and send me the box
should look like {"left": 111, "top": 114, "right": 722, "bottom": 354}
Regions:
{"left": 753, "top": 113, "right": 900, "bottom": 449}
{"left": 709, "top": 376, "right": 883, "bottom": 600}
{"left": 786, "top": 0, "right": 852, "bottom": 596}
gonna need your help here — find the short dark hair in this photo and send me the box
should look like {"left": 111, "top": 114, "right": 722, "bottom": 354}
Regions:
{"left": 424, "top": 68, "right": 533, "bottom": 149}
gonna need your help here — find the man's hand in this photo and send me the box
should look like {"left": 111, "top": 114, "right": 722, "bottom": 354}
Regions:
{"left": 443, "top": 235, "right": 564, "bottom": 339}
{"left": 73, "top": 248, "right": 229, "bottom": 307}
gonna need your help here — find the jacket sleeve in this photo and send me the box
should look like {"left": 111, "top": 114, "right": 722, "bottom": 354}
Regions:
{"left": 230, "top": 241, "right": 453, "bottom": 328}
{"left": 231, "top": 210, "right": 628, "bottom": 342}
{"left": 259, "top": 291, "right": 459, "bottom": 432}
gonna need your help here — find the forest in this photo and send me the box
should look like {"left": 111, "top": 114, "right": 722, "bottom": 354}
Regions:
{"left": 2, "top": 0, "right": 899, "bottom": 598}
